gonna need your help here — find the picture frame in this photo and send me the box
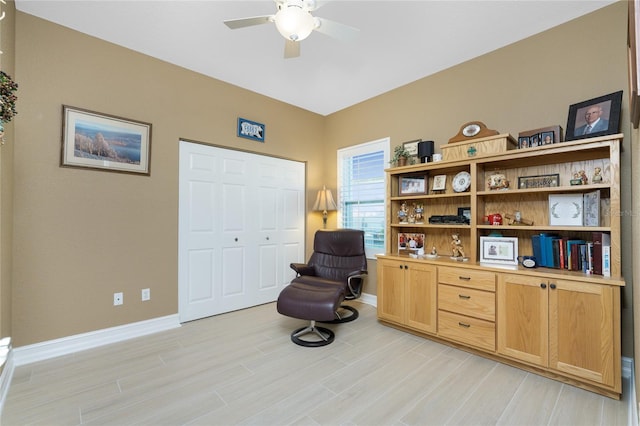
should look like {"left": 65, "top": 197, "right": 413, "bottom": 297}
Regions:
{"left": 518, "top": 173, "right": 560, "bottom": 189}
{"left": 61, "top": 105, "right": 152, "bottom": 175}
{"left": 540, "top": 131, "right": 555, "bottom": 145}
{"left": 565, "top": 91, "right": 623, "bottom": 141}
{"left": 480, "top": 236, "right": 519, "bottom": 266}
{"left": 517, "top": 136, "right": 529, "bottom": 149}
{"left": 549, "top": 194, "right": 583, "bottom": 226}
{"left": 519, "top": 125, "right": 563, "bottom": 145}
{"left": 398, "top": 232, "right": 425, "bottom": 252}
{"left": 402, "top": 139, "right": 421, "bottom": 159}
{"left": 432, "top": 174, "right": 447, "bottom": 191}
{"left": 457, "top": 207, "right": 471, "bottom": 222}
{"left": 399, "top": 174, "right": 427, "bottom": 195}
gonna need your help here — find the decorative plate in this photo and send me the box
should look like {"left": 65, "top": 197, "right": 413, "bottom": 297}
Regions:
{"left": 453, "top": 171, "right": 471, "bottom": 192}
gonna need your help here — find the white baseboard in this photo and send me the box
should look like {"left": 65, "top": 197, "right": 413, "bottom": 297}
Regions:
{"left": 622, "top": 357, "right": 637, "bottom": 426}
{"left": 358, "top": 292, "right": 377, "bottom": 307}
{"left": 12, "top": 314, "right": 181, "bottom": 367}
{"left": 0, "top": 351, "right": 14, "bottom": 416}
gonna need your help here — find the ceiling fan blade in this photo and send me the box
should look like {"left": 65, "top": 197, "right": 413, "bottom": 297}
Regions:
{"left": 224, "top": 15, "right": 273, "bottom": 29}
{"left": 284, "top": 39, "right": 300, "bottom": 59}
{"left": 314, "top": 17, "right": 359, "bottom": 41}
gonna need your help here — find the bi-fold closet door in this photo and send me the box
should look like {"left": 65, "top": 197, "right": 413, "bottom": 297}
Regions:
{"left": 178, "top": 141, "right": 305, "bottom": 322}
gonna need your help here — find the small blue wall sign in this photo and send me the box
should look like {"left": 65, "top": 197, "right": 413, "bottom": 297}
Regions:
{"left": 237, "top": 117, "right": 265, "bottom": 143}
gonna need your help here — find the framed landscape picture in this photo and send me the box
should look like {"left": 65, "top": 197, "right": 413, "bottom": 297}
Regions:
{"left": 61, "top": 105, "right": 152, "bottom": 175}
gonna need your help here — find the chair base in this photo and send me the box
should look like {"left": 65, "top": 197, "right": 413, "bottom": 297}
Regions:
{"left": 291, "top": 320, "right": 335, "bottom": 347}
{"left": 321, "top": 305, "right": 359, "bottom": 324}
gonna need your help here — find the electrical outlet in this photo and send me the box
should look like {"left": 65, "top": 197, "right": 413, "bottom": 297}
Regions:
{"left": 141, "top": 288, "right": 150, "bottom": 301}
{"left": 113, "top": 292, "right": 123, "bottom": 306}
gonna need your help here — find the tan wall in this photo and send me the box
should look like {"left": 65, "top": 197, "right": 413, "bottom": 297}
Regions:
{"left": 324, "top": 2, "right": 633, "bottom": 356}
{"left": 13, "top": 12, "right": 326, "bottom": 346}
{"left": 0, "top": 1, "right": 15, "bottom": 340}
{"left": 10, "top": 1, "right": 634, "bottom": 363}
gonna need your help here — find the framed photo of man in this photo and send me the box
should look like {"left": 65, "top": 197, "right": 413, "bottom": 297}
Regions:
{"left": 565, "top": 91, "right": 622, "bottom": 141}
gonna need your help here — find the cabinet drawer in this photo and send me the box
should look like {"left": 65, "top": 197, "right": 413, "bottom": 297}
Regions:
{"left": 438, "top": 311, "right": 496, "bottom": 352}
{"left": 438, "top": 284, "right": 495, "bottom": 321}
{"left": 439, "top": 266, "right": 495, "bottom": 291}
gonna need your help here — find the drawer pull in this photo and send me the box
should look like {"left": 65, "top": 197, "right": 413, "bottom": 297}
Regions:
{"left": 458, "top": 276, "right": 471, "bottom": 281}
{"left": 458, "top": 322, "right": 471, "bottom": 328}
{"left": 458, "top": 294, "right": 471, "bottom": 300}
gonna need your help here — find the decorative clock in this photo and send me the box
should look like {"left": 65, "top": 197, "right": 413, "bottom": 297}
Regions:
{"left": 448, "top": 121, "right": 499, "bottom": 143}
{"left": 452, "top": 171, "right": 471, "bottom": 193}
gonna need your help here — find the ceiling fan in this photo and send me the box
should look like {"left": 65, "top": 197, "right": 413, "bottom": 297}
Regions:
{"left": 223, "top": 0, "right": 359, "bottom": 59}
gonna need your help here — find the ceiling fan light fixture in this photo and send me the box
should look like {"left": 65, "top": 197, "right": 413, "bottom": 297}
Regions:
{"left": 274, "top": 6, "right": 314, "bottom": 41}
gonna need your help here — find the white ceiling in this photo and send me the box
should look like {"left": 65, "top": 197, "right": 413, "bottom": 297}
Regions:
{"left": 16, "top": 0, "right": 617, "bottom": 116}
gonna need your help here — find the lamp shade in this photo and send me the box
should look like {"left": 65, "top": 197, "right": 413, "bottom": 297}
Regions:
{"left": 274, "top": 6, "right": 315, "bottom": 41}
{"left": 313, "top": 186, "right": 337, "bottom": 212}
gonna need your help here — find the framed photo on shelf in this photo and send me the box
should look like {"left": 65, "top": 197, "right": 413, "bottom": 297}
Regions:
{"left": 432, "top": 174, "right": 447, "bottom": 191}
{"left": 549, "top": 194, "right": 583, "bottom": 226}
{"left": 402, "top": 139, "right": 421, "bottom": 159}
{"left": 480, "top": 236, "right": 519, "bottom": 266}
{"left": 565, "top": 91, "right": 622, "bottom": 141}
{"left": 398, "top": 232, "right": 425, "bottom": 252}
{"left": 518, "top": 173, "right": 560, "bottom": 189}
{"left": 399, "top": 174, "right": 427, "bottom": 195}
{"left": 457, "top": 207, "right": 471, "bottom": 221}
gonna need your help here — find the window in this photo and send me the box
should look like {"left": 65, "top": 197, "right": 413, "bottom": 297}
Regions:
{"left": 337, "top": 138, "right": 390, "bottom": 258}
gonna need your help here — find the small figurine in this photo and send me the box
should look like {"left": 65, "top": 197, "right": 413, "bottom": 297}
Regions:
{"left": 414, "top": 203, "right": 424, "bottom": 224}
{"left": 593, "top": 167, "right": 603, "bottom": 183}
{"left": 398, "top": 202, "right": 409, "bottom": 224}
{"left": 451, "top": 233, "right": 465, "bottom": 258}
{"left": 431, "top": 246, "right": 437, "bottom": 256}
{"left": 579, "top": 170, "right": 588, "bottom": 185}
{"left": 505, "top": 211, "right": 534, "bottom": 226}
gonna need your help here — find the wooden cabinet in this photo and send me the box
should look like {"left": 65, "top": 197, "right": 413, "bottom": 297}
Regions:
{"left": 437, "top": 267, "right": 496, "bottom": 352}
{"left": 377, "top": 134, "right": 625, "bottom": 398}
{"left": 497, "top": 273, "right": 620, "bottom": 392}
{"left": 377, "top": 258, "right": 437, "bottom": 334}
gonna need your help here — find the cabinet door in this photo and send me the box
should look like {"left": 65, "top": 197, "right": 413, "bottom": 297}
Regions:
{"left": 377, "top": 258, "right": 405, "bottom": 324}
{"left": 405, "top": 263, "right": 437, "bottom": 334}
{"left": 497, "top": 273, "right": 548, "bottom": 367}
{"left": 549, "top": 280, "right": 619, "bottom": 389}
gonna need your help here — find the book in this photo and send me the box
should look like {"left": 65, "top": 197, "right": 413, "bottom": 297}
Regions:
{"left": 592, "top": 232, "right": 610, "bottom": 275}
{"left": 531, "top": 235, "right": 542, "bottom": 265}
{"left": 566, "top": 239, "right": 585, "bottom": 271}
{"left": 603, "top": 245, "right": 611, "bottom": 277}
{"left": 583, "top": 190, "right": 600, "bottom": 227}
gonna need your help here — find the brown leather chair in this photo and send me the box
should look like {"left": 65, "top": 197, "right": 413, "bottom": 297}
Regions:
{"left": 277, "top": 229, "right": 368, "bottom": 346}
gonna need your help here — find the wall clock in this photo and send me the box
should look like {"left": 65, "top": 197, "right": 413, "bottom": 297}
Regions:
{"left": 448, "top": 121, "right": 499, "bottom": 143}
{"left": 453, "top": 171, "right": 471, "bottom": 192}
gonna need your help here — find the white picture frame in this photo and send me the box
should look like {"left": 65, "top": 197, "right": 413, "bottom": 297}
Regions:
{"left": 432, "top": 174, "right": 447, "bottom": 191}
{"left": 480, "top": 236, "right": 519, "bottom": 266}
{"left": 549, "top": 194, "right": 584, "bottom": 226}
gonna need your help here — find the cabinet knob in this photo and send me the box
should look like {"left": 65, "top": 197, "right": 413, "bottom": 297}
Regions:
{"left": 458, "top": 294, "right": 471, "bottom": 300}
{"left": 458, "top": 322, "right": 471, "bottom": 328}
{"left": 540, "top": 283, "right": 547, "bottom": 289}
{"left": 550, "top": 283, "right": 556, "bottom": 290}
{"left": 404, "top": 265, "right": 408, "bottom": 269}
{"left": 235, "top": 237, "right": 238, "bottom": 242}
{"left": 459, "top": 276, "right": 471, "bottom": 281}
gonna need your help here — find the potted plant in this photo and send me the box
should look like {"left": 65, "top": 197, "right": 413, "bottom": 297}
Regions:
{"left": 392, "top": 145, "right": 412, "bottom": 167}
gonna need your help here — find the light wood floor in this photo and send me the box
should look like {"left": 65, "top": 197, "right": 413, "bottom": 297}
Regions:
{"left": 2, "top": 301, "right": 631, "bottom": 425}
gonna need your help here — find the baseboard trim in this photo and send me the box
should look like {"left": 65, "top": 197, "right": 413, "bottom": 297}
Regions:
{"left": 13, "top": 314, "right": 181, "bottom": 367}
{"left": 0, "top": 351, "right": 14, "bottom": 416}
{"left": 622, "top": 357, "right": 637, "bottom": 426}
{"left": 359, "top": 292, "right": 377, "bottom": 307}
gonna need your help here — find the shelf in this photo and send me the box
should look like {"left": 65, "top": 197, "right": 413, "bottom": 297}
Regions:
{"left": 477, "top": 184, "right": 610, "bottom": 197}
{"left": 393, "top": 223, "right": 471, "bottom": 229}
{"left": 391, "top": 192, "right": 471, "bottom": 201}
{"left": 477, "top": 225, "right": 611, "bottom": 232}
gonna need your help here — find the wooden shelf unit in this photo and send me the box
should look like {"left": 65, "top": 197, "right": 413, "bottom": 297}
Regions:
{"left": 378, "top": 134, "right": 625, "bottom": 399}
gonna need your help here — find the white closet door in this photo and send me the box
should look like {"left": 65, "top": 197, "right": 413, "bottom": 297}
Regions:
{"left": 178, "top": 141, "right": 305, "bottom": 322}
